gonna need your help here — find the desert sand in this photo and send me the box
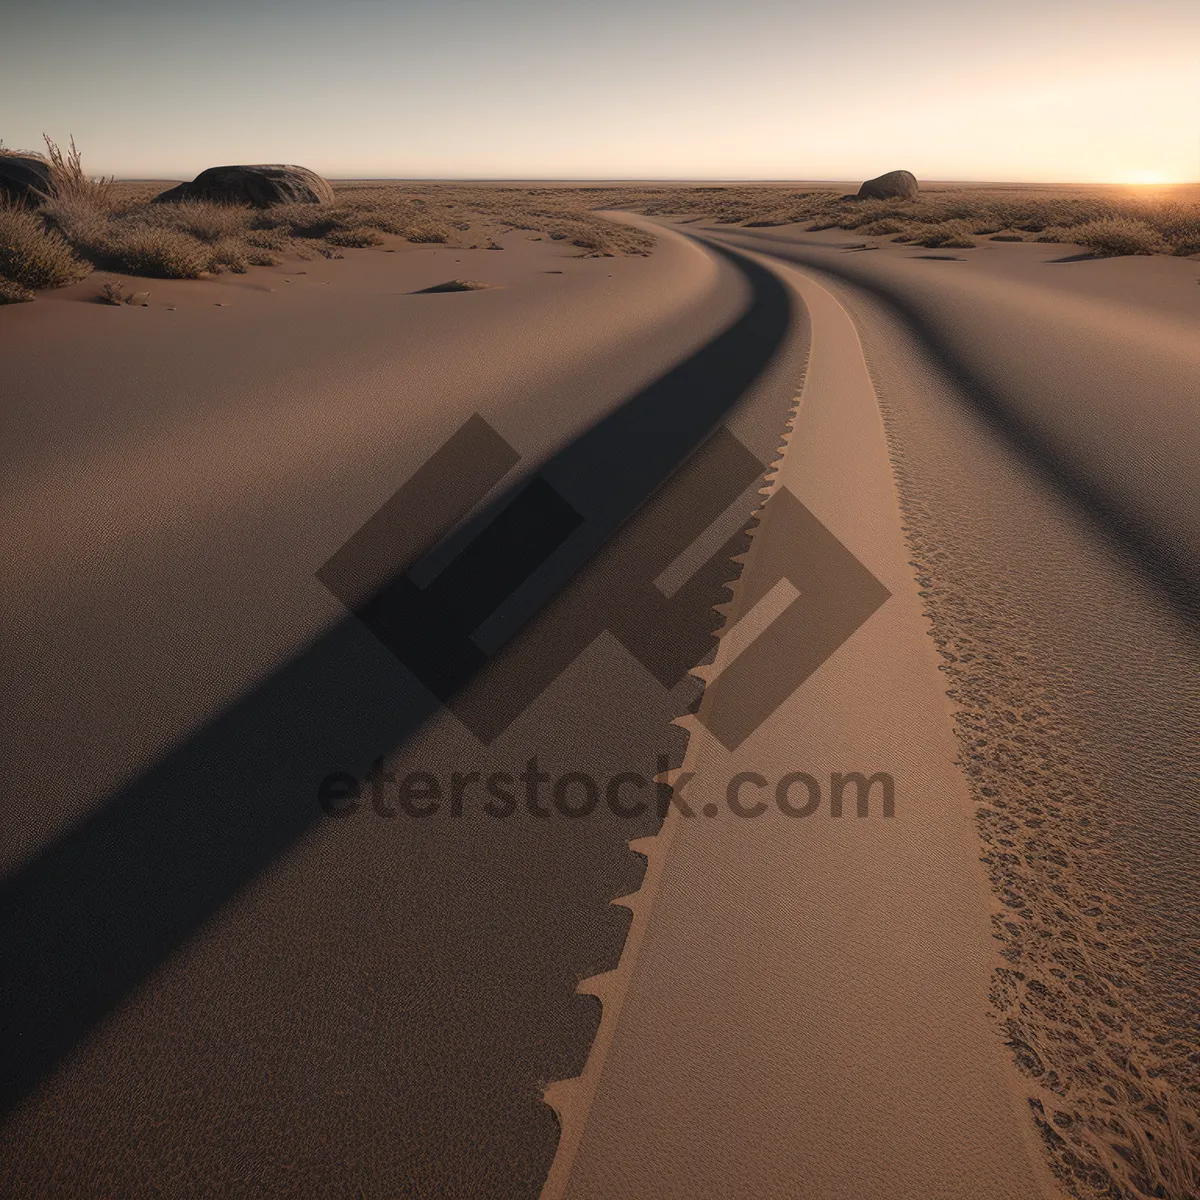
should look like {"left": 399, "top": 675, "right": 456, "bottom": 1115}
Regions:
{"left": 545, "top": 221, "right": 1200, "bottom": 1200}
{"left": 1, "top": 202, "right": 1197, "bottom": 1199}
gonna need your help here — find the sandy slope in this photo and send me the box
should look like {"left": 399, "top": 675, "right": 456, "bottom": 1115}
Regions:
{"left": 0, "top": 223, "right": 810, "bottom": 1195}
{"left": 545, "top": 224, "right": 1199, "bottom": 1199}
{"left": 2, "top": 212, "right": 1196, "bottom": 1198}
{"left": 546, "top": 247, "right": 1058, "bottom": 1200}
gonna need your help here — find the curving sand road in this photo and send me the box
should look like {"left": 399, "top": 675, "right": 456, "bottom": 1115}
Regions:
{"left": 2, "top": 213, "right": 1197, "bottom": 1198}
{"left": 547, "top": 223, "right": 1199, "bottom": 1200}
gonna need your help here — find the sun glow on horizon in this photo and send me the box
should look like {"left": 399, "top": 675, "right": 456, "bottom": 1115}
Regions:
{"left": 4, "top": 1, "right": 1199, "bottom": 181}
{"left": 1122, "top": 169, "right": 1176, "bottom": 185}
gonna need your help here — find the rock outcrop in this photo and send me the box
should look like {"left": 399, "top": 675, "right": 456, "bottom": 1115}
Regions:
{"left": 856, "top": 169, "right": 919, "bottom": 200}
{"left": 0, "top": 153, "right": 55, "bottom": 204}
{"left": 153, "top": 164, "right": 333, "bottom": 207}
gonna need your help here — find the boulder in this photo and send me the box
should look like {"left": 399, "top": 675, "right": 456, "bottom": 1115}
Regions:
{"left": 856, "top": 169, "right": 918, "bottom": 201}
{"left": 0, "top": 153, "right": 55, "bottom": 204}
{"left": 153, "top": 164, "right": 333, "bottom": 207}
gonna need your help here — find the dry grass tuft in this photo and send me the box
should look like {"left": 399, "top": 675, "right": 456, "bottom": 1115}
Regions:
{"left": 97, "top": 226, "right": 209, "bottom": 279}
{"left": 144, "top": 201, "right": 253, "bottom": 244}
{"left": 403, "top": 220, "right": 452, "bottom": 244}
{"left": 325, "top": 226, "right": 385, "bottom": 248}
{"left": 900, "top": 219, "right": 978, "bottom": 249}
{"left": 244, "top": 226, "right": 292, "bottom": 251}
{"left": 39, "top": 135, "right": 115, "bottom": 207}
{"left": 1067, "top": 217, "right": 1171, "bottom": 257}
{"left": 204, "top": 236, "right": 249, "bottom": 273}
{"left": 0, "top": 276, "right": 36, "bottom": 303}
{"left": 0, "top": 200, "right": 92, "bottom": 288}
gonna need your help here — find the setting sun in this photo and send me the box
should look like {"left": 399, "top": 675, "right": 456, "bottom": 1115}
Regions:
{"left": 1125, "top": 169, "right": 1174, "bottom": 185}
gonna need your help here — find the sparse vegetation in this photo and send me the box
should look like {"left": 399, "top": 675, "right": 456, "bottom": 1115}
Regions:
{"left": 97, "top": 226, "right": 209, "bottom": 279}
{"left": 0, "top": 143, "right": 659, "bottom": 296}
{"left": 0, "top": 277, "right": 35, "bottom": 303}
{"left": 568, "top": 181, "right": 1200, "bottom": 258}
{"left": 1066, "top": 217, "right": 1170, "bottom": 257}
{"left": 38, "top": 134, "right": 115, "bottom": 207}
{"left": 325, "top": 225, "right": 385, "bottom": 248}
{"left": 6, "top": 138, "right": 1195, "bottom": 305}
{"left": 0, "top": 200, "right": 92, "bottom": 288}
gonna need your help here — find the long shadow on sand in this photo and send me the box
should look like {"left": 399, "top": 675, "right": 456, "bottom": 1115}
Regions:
{"left": 0, "top": 241, "right": 794, "bottom": 1192}
{"left": 703, "top": 225, "right": 1200, "bottom": 627}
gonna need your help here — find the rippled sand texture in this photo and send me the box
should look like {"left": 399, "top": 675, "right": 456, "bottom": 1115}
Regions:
{"left": 840, "top": 284, "right": 1200, "bottom": 1200}
{"left": 684, "top": 224, "right": 1200, "bottom": 1199}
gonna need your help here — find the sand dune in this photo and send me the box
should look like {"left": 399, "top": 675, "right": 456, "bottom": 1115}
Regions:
{"left": 2, "top": 209, "right": 1196, "bottom": 1199}
{"left": 0, "top": 224, "right": 805, "bottom": 1195}
{"left": 544, "top": 221, "right": 1199, "bottom": 1199}
{"left": 546, "top": 248, "right": 1057, "bottom": 1200}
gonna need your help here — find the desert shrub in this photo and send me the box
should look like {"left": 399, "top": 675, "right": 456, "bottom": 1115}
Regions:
{"left": 1068, "top": 217, "right": 1170, "bottom": 257}
{"left": 147, "top": 201, "right": 252, "bottom": 243}
{"left": 39, "top": 195, "right": 110, "bottom": 244}
{"left": 603, "top": 223, "right": 654, "bottom": 255}
{"left": 325, "top": 226, "right": 384, "bottom": 247}
{"left": 403, "top": 220, "right": 451, "bottom": 243}
{"left": 251, "top": 203, "right": 337, "bottom": 238}
{"left": 205, "top": 237, "right": 248, "bottom": 273}
{"left": 245, "top": 227, "right": 292, "bottom": 250}
{"left": 856, "top": 219, "right": 904, "bottom": 235}
{"left": 246, "top": 249, "right": 281, "bottom": 266}
{"left": 98, "top": 226, "right": 209, "bottom": 278}
{"left": 938, "top": 227, "right": 978, "bottom": 249}
{"left": 990, "top": 232, "right": 1026, "bottom": 242}
{"left": 903, "top": 219, "right": 976, "bottom": 248}
{"left": 837, "top": 198, "right": 910, "bottom": 229}
{"left": 0, "top": 203, "right": 92, "bottom": 288}
{"left": 39, "top": 134, "right": 114, "bottom": 207}
{"left": 98, "top": 280, "right": 127, "bottom": 304}
{"left": 0, "top": 276, "right": 35, "bottom": 303}
{"left": 743, "top": 211, "right": 795, "bottom": 227}
{"left": 1154, "top": 204, "right": 1200, "bottom": 256}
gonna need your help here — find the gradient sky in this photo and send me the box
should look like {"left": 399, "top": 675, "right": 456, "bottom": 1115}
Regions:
{"left": 4, "top": 0, "right": 1198, "bottom": 182}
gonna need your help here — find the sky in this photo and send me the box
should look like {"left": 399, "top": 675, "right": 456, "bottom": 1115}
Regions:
{"left": 4, "top": 0, "right": 1198, "bottom": 182}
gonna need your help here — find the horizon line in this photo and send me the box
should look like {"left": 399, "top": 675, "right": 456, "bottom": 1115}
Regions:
{"left": 108, "top": 175, "right": 1200, "bottom": 187}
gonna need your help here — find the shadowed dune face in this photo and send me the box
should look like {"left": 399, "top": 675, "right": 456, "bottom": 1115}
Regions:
{"left": 692, "top": 221, "right": 1200, "bottom": 1200}
{"left": 0, "top": 226, "right": 807, "bottom": 1196}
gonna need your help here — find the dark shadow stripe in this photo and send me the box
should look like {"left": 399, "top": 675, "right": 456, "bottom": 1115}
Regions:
{"left": 703, "top": 225, "right": 1200, "bottom": 628}
{"left": 0, "top": 237, "right": 796, "bottom": 1117}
